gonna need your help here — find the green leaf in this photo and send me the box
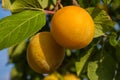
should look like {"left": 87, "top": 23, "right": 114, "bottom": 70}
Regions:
{"left": 77, "top": 0, "right": 100, "bottom": 8}
{"left": 109, "top": 32, "right": 118, "bottom": 46}
{"left": 77, "top": 0, "right": 85, "bottom": 8}
{"left": 115, "top": 46, "right": 120, "bottom": 62}
{"left": 87, "top": 50, "right": 116, "bottom": 80}
{"left": 75, "top": 46, "right": 94, "bottom": 76}
{"left": 8, "top": 41, "right": 27, "bottom": 63}
{"left": 0, "top": 10, "right": 46, "bottom": 50}
{"left": 94, "top": 24, "right": 105, "bottom": 38}
{"left": 66, "top": 49, "right": 72, "bottom": 56}
{"left": 87, "top": 61, "right": 99, "bottom": 80}
{"left": 10, "top": 67, "right": 23, "bottom": 80}
{"left": 86, "top": 7, "right": 115, "bottom": 38}
{"left": 111, "top": 0, "right": 120, "bottom": 10}
{"left": 2, "top": 0, "right": 11, "bottom": 9}
{"left": 10, "top": 0, "right": 56, "bottom": 13}
{"left": 10, "top": 0, "right": 41, "bottom": 13}
{"left": 102, "top": 0, "right": 112, "bottom": 5}
{"left": 38, "top": 0, "right": 49, "bottom": 9}
{"left": 38, "top": 0, "right": 56, "bottom": 10}
{"left": 115, "top": 64, "right": 120, "bottom": 80}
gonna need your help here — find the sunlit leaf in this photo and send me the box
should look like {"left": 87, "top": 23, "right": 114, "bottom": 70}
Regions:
{"left": 38, "top": 0, "right": 56, "bottom": 10}
{"left": 75, "top": 46, "right": 94, "bottom": 75}
{"left": 8, "top": 41, "right": 27, "bottom": 63}
{"left": 0, "top": 10, "right": 46, "bottom": 50}
{"left": 10, "top": 67, "right": 22, "bottom": 79}
{"left": 94, "top": 24, "right": 105, "bottom": 38}
{"left": 38, "top": 0, "right": 48, "bottom": 9}
{"left": 10, "top": 0, "right": 41, "bottom": 13}
{"left": 109, "top": 32, "right": 118, "bottom": 46}
{"left": 86, "top": 7, "right": 115, "bottom": 38}
{"left": 87, "top": 61, "right": 98, "bottom": 80}
{"left": 2, "top": 0, "right": 11, "bottom": 9}
{"left": 87, "top": 50, "right": 116, "bottom": 80}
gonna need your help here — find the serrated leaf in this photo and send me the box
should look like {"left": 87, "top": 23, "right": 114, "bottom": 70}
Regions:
{"left": 86, "top": 7, "right": 115, "bottom": 38}
{"left": 109, "top": 32, "right": 118, "bottom": 46}
{"left": 87, "top": 50, "right": 116, "bottom": 80}
{"left": 10, "top": 0, "right": 41, "bottom": 13}
{"left": 75, "top": 46, "right": 94, "bottom": 76}
{"left": 0, "top": 10, "right": 46, "bottom": 50}
{"left": 87, "top": 7, "right": 110, "bottom": 22}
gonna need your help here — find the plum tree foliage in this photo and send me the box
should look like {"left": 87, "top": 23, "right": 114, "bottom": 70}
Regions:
{"left": 0, "top": 0, "right": 120, "bottom": 80}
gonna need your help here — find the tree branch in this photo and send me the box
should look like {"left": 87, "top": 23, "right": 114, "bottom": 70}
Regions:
{"left": 72, "top": 0, "right": 79, "bottom": 6}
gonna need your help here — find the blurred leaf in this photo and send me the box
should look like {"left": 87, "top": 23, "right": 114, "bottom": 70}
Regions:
{"left": 110, "top": 0, "right": 120, "bottom": 22}
{"left": 12, "top": 41, "right": 26, "bottom": 56}
{"left": 87, "top": 61, "right": 98, "bottom": 80}
{"left": 2, "top": 0, "right": 11, "bottom": 9}
{"left": 96, "top": 4, "right": 108, "bottom": 12}
{"left": 77, "top": 0, "right": 85, "bottom": 8}
{"left": 44, "top": 72, "right": 62, "bottom": 80}
{"left": 86, "top": 7, "right": 115, "bottom": 38}
{"left": 38, "top": 0, "right": 48, "bottom": 9}
{"left": 102, "top": 21, "right": 115, "bottom": 31}
{"left": 115, "top": 64, "right": 120, "bottom": 80}
{"left": 94, "top": 24, "right": 105, "bottom": 38}
{"left": 61, "top": 0, "right": 72, "bottom": 6}
{"left": 8, "top": 41, "right": 27, "bottom": 63}
{"left": 38, "top": 0, "right": 56, "bottom": 10}
{"left": 102, "top": 0, "right": 112, "bottom": 5}
{"left": 10, "top": 67, "right": 23, "bottom": 80}
{"left": 66, "top": 49, "right": 71, "bottom": 56}
{"left": 111, "top": 0, "right": 120, "bottom": 10}
{"left": 10, "top": 0, "right": 16, "bottom": 3}
{"left": 115, "top": 46, "right": 120, "bottom": 62}
{"left": 75, "top": 46, "right": 94, "bottom": 76}
{"left": 109, "top": 32, "right": 118, "bottom": 46}
{"left": 87, "top": 50, "right": 116, "bottom": 80}
{"left": 77, "top": 0, "right": 100, "bottom": 8}
{"left": 0, "top": 10, "right": 46, "bottom": 50}
{"left": 10, "top": 0, "right": 41, "bottom": 13}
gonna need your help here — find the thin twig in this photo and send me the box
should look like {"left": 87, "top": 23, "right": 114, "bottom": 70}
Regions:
{"left": 44, "top": 10, "right": 55, "bottom": 14}
{"left": 72, "top": 0, "right": 79, "bottom": 6}
{"left": 54, "top": 0, "right": 61, "bottom": 12}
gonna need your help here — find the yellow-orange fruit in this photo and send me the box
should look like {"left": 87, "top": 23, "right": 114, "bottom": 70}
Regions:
{"left": 44, "top": 72, "right": 62, "bottom": 80}
{"left": 50, "top": 6, "right": 95, "bottom": 49}
{"left": 44, "top": 74, "right": 58, "bottom": 80}
{"left": 27, "top": 32, "right": 65, "bottom": 73}
{"left": 64, "top": 74, "right": 80, "bottom": 80}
